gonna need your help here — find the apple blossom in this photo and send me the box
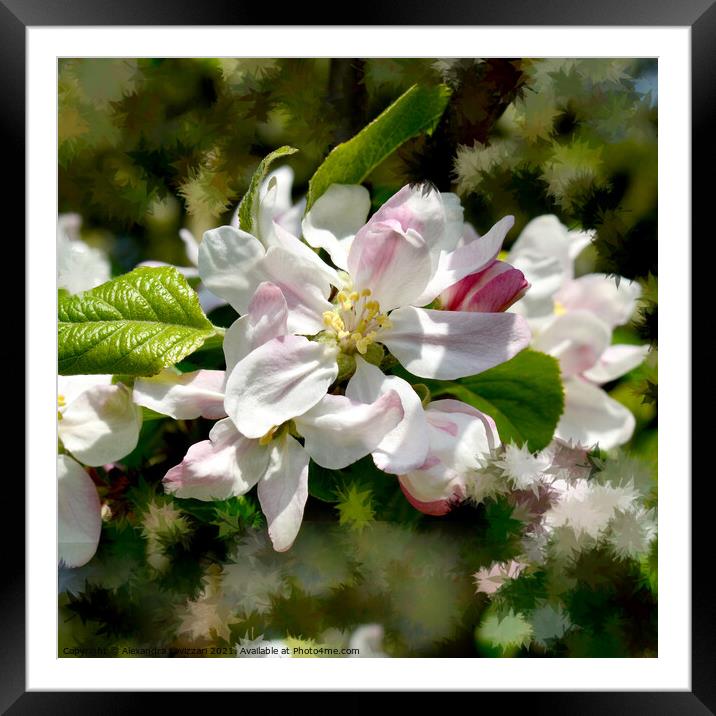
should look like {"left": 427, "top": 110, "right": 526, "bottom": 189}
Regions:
{"left": 57, "top": 214, "right": 111, "bottom": 294}
{"left": 502, "top": 215, "right": 649, "bottom": 449}
{"left": 134, "top": 284, "right": 404, "bottom": 551}
{"left": 346, "top": 356, "right": 500, "bottom": 515}
{"left": 301, "top": 183, "right": 532, "bottom": 380}
{"left": 58, "top": 374, "right": 142, "bottom": 467}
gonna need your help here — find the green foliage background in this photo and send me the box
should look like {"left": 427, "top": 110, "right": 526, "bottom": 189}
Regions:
{"left": 58, "top": 58, "right": 658, "bottom": 658}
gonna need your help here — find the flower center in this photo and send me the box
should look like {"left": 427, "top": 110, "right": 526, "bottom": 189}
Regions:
{"left": 321, "top": 288, "right": 392, "bottom": 355}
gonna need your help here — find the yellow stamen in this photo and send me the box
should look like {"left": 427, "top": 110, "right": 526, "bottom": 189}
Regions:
{"left": 553, "top": 300, "right": 567, "bottom": 316}
{"left": 361, "top": 288, "right": 372, "bottom": 297}
{"left": 58, "top": 394, "right": 66, "bottom": 408}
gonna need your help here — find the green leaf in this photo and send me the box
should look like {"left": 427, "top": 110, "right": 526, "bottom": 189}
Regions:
{"left": 457, "top": 350, "right": 563, "bottom": 451}
{"left": 58, "top": 267, "right": 216, "bottom": 376}
{"left": 306, "top": 83, "right": 451, "bottom": 209}
{"left": 237, "top": 145, "right": 298, "bottom": 233}
{"left": 393, "top": 349, "right": 564, "bottom": 452}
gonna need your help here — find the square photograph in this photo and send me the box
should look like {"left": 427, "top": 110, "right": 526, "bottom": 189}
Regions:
{"left": 57, "top": 57, "right": 658, "bottom": 659}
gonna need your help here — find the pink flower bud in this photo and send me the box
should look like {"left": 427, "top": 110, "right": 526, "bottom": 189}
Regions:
{"left": 440, "top": 260, "right": 529, "bottom": 313}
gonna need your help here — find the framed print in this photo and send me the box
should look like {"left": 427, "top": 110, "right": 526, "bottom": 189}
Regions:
{"left": 7, "top": 0, "right": 709, "bottom": 710}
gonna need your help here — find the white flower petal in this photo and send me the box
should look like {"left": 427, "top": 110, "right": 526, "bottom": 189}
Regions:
{"left": 345, "top": 358, "right": 429, "bottom": 474}
{"left": 582, "top": 344, "right": 650, "bottom": 384}
{"left": 59, "top": 383, "right": 142, "bottom": 466}
{"left": 532, "top": 311, "right": 612, "bottom": 378}
{"left": 57, "top": 217, "right": 111, "bottom": 294}
{"left": 224, "top": 335, "right": 338, "bottom": 439}
{"left": 414, "top": 215, "right": 514, "bottom": 306}
{"left": 198, "top": 225, "right": 266, "bottom": 313}
{"left": 297, "top": 390, "right": 404, "bottom": 470}
{"left": 555, "top": 274, "right": 642, "bottom": 328}
{"left": 380, "top": 306, "right": 531, "bottom": 380}
{"left": 301, "top": 184, "right": 371, "bottom": 270}
{"left": 268, "top": 222, "right": 339, "bottom": 287}
{"left": 508, "top": 215, "right": 592, "bottom": 281}
{"left": 258, "top": 435, "right": 310, "bottom": 552}
{"left": 58, "top": 374, "right": 113, "bottom": 408}
{"left": 58, "top": 455, "right": 101, "bottom": 568}
{"left": 260, "top": 246, "right": 336, "bottom": 334}
{"left": 223, "top": 282, "right": 289, "bottom": 374}
{"left": 163, "top": 419, "right": 269, "bottom": 500}
{"left": 398, "top": 402, "right": 495, "bottom": 515}
{"left": 556, "top": 378, "right": 636, "bottom": 450}
{"left": 179, "top": 228, "right": 200, "bottom": 267}
{"left": 133, "top": 369, "right": 227, "bottom": 420}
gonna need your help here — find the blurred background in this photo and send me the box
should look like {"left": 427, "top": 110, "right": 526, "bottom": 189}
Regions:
{"left": 58, "top": 58, "right": 658, "bottom": 657}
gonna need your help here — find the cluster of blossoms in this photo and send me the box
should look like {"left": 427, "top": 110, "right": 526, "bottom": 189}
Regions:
{"left": 132, "top": 174, "right": 532, "bottom": 550}
{"left": 57, "top": 167, "right": 650, "bottom": 566}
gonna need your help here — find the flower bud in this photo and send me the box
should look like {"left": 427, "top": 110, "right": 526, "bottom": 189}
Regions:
{"left": 440, "top": 260, "right": 529, "bottom": 313}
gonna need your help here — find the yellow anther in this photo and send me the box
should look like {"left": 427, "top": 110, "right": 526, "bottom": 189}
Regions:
{"left": 361, "top": 288, "right": 372, "bottom": 297}
{"left": 323, "top": 311, "right": 346, "bottom": 332}
{"left": 258, "top": 426, "right": 279, "bottom": 446}
{"left": 349, "top": 291, "right": 360, "bottom": 303}
{"left": 58, "top": 394, "right": 66, "bottom": 408}
{"left": 553, "top": 300, "right": 567, "bottom": 316}
{"left": 338, "top": 330, "right": 350, "bottom": 340}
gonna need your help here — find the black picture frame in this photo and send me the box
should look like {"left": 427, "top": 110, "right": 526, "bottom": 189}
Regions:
{"left": 7, "top": 1, "right": 708, "bottom": 711}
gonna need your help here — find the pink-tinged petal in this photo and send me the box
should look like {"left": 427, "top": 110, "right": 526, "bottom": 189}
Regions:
{"left": 296, "top": 389, "right": 404, "bottom": 470}
{"left": 260, "top": 246, "right": 335, "bottom": 335}
{"left": 424, "top": 404, "right": 496, "bottom": 474}
{"left": 414, "top": 216, "right": 515, "bottom": 306}
{"left": 133, "top": 369, "right": 227, "bottom": 420}
{"left": 224, "top": 335, "right": 338, "bottom": 439}
{"left": 345, "top": 358, "right": 429, "bottom": 474}
{"left": 398, "top": 479, "right": 457, "bottom": 516}
{"left": 380, "top": 306, "right": 531, "bottom": 380}
{"left": 555, "top": 274, "right": 642, "bottom": 328}
{"left": 302, "top": 184, "right": 371, "bottom": 270}
{"left": 364, "top": 184, "right": 463, "bottom": 254}
{"left": 59, "top": 383, "right": 142, "bottom": 466}
{"left": 347, "top": 221, "right": 433, "bottom": 311}
{"left": 58, "top": 455, "right": 101, "bottom": 568}
{"left": 533, "top": 311, "right": 611, "bottom": 378}
{"left": 440, "top": 259, "right": 529, "bottom": 313}
{"left": 258, "top": 434, "right": 309, "bottom": 552}
{"left": 427, "top": 398, "right": 501, "bottom": 452}
{"left": 198, "top": 225, "right": 266, "bottom": 313}
{"left": 179, "top": 228, "right": 200, "bottom": 267}
{"left": 223, "top": 282, "right": 289, "bottom": 374}
{"left": 163, "top": 419, "right": 269, "bottom": 500}
{"left": 556, "top": 377, "right": 635, "bottom": 450}
{"left": 582, "top": 344, "right": 650, "bottom": 385}
{"left": 398, "top": 404, "right": 496, "bottom": 515}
